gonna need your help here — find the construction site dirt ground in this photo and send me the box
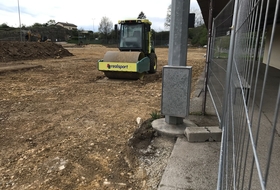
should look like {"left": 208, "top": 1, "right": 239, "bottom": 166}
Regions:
{"left": 0, "top": 42, "right": 206, "bottom": 190}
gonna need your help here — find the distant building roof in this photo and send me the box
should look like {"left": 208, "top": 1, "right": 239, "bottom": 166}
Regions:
{"left": 56, "top": 22, "right": 77, "bottom": 27}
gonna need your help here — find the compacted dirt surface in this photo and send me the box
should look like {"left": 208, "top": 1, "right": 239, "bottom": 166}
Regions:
{"left": 0, "top": 41, "right": 206, "bottom": 190}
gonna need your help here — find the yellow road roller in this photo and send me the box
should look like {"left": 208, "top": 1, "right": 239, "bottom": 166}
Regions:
{"left": 97, "top": 19, "right": 157, "bottom": 79}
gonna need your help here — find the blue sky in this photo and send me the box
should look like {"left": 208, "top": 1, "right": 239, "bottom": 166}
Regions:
{"left": 0, "top": 0, "right": 200, "bottom": 31}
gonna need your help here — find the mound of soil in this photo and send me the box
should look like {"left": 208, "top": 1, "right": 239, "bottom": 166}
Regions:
{"left": 0, "top": 41, "right": 73, "bottom": 62}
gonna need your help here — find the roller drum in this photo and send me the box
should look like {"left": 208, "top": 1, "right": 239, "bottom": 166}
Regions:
{"left": 103, "top": 51, "right": 144, "bottom": 63}
{"left": 103, "top": 51, "right": 145, "bottom": 79}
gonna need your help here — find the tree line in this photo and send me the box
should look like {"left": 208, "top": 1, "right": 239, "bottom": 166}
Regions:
{"left": 0, "top": 6, "right": 208, "bottom": 46}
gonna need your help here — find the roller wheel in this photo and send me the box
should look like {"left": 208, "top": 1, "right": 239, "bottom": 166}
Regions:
{"left": 149, "top": 53, "right": 157, "bottom": 73}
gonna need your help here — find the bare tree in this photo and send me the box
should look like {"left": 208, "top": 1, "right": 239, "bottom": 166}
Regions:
{"left": 164, "top": 5, "right": 171, "bottom": 29}
{"left": 164, "top": 4, "right": 204, "bottom": 30}
{"left": 137, "top": 11, "right": 146, "bottom": 19}
{"left": 98, "top": 16, "right": 113, "bottom": 43}
{"left": 47, "top": 20, "right": 56, "bottom": 26}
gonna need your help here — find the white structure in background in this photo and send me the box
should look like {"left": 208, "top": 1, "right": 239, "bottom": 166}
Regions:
{"left": 56, "top": 22, "right": 77, "bottom": 30}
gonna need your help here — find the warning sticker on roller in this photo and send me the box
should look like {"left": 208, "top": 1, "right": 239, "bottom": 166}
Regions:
{"left": 107, "top": 64, "right": 128, "bottom": 69}
{"left": 99, "top": 62, "right": 137, "bottom": 72}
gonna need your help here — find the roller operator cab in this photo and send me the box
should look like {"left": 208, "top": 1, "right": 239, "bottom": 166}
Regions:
{"left": 97, "top": 19, "right": 157, "bottom": 79}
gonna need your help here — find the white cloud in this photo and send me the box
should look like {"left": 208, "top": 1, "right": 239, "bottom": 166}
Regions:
{"left": 0, "top": 0, "right": 200, "bottom": 31}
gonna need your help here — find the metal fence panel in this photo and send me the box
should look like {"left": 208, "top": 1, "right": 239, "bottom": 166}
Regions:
{"left": 206, "top": 0, "right": 280, "bottom": 189}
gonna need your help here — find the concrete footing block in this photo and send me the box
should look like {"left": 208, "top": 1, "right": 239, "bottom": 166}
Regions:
{"left": 152, "top": 118, "right": 198, "bottom": 137}
{"left": 184, "top": 126, "right": 222, "bottom": 142}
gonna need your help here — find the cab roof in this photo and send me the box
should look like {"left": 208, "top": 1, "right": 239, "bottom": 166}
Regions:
{"left": 118, "top": 19, "right": 152, "bottom": 25}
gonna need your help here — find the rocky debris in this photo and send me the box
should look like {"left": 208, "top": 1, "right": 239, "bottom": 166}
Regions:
{"left": 127, "top": 118, "right": 176, "bottom": 189}
{"left": 136, "top": 117, "right": 143, "bottom": 125}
